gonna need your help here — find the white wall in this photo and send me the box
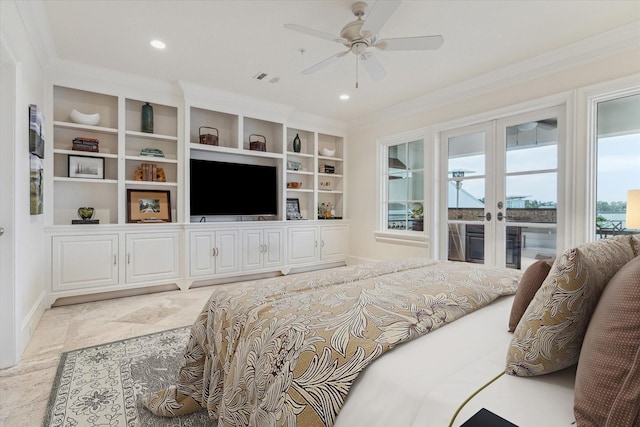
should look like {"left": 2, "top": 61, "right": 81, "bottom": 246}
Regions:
{"left": 1, "top": 0, "right": 48, "bottom": 367}
{"left": 345, "top": 49, "right": 640, "bottom": 263}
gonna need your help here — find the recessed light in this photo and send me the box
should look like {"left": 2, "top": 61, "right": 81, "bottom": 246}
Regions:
{"left": 150, "top": 39, "right": 166, "bottom": 49}
{"left": 339, "top": 94, "right": 350, "bottom": 100}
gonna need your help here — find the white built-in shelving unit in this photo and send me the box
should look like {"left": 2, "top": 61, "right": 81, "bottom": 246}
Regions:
{"left": 45, "top": 80, "right": 347, "bottom": 305}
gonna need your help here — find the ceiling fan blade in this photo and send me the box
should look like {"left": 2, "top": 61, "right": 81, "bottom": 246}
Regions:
{"left": 284, "top": 24, "right": 346, "bottom": 44}
{"left": 360, "top": 53, "right": 386, "bottom": 81}
{"left": 361, "top": 0, "right": 401, "bottom": 36}
{"left": 376, "top": 35, "right": 444, "bottom": 51}
{"left": 301, "top": 50, "right": 350, "bottom": 75}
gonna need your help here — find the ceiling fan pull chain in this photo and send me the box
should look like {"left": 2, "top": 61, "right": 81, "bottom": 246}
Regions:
{"left": 356, "top": 56, "right": 359, "bottom": 89}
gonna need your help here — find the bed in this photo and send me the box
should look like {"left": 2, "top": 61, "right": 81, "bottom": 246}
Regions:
{"left": 141, "top": 258, "right": 523, "bottom": 425}
{"left": 142, "top": 234, "right": 640, "bottom": 427}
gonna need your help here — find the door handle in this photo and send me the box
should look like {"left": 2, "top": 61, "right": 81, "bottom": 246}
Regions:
{"left": 485, "top": 212, "right": 492, "bottom": 221}
{"left": 497, "top": 212, "right": 504, "bottom": 221}
{"left": 0, "top": 227, "right": 4, "bottom": 236}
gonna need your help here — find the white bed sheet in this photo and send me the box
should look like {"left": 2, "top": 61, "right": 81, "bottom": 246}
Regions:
{"left": 334, "top": 296, "right": 576, "bottom": 427}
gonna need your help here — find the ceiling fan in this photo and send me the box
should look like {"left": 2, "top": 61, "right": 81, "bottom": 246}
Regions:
{"left": 284, "top": 0, "right": 443, "bottom": 87}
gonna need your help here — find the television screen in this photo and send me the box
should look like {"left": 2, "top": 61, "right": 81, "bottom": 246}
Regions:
{"left": 190, "top": 159, "right": 278, "bottom": 217}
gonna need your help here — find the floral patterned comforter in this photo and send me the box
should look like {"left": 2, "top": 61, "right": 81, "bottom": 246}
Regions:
{"left": 142, "top": 258, "right": 521, "bottom": 426}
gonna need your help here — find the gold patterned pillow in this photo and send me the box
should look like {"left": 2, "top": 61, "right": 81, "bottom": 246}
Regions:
{"left": 505, "top": 237, "right": 635, "bottom": 376}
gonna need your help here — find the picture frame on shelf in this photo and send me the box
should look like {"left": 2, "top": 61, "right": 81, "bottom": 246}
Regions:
{"left": 287, "top": 160, "right": 302, "bottom": 171}
{"left": 127, "top": 189, "right": 171, "bottom": 223}
{"left": 68, "top": 155, "right": 104, "bottom": 179}
{"left": 286, "top": 198, "right": 302, "bottom": 220}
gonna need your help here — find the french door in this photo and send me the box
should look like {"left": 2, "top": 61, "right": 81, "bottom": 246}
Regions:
{"left": 440, "top": 106, "right": 563, "bottom": 270}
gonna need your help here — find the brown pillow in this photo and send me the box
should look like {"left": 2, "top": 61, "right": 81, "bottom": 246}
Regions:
{"left": 574, "top": 255, "right": 640, "bottom": 426}
{"left": 508, "top": 260, "right": 552, "bottom": 332}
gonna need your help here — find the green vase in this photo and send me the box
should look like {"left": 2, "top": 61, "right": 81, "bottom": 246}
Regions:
{"left": 293, "top": 134, "right": 301, "bottom": 153}
{"left": 141, "top": 102, "right": 153, "bottom": 133}
{"left": 77, "top": 207, "right": 95, "bottom": 220}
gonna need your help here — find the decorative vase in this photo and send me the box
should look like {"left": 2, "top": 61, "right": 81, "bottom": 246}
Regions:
{"left": 293, "top": 134, "right": 301, "bottom": 153}
{"left": 77, "top": 207, "right": 95, "bottom": 220}
{"left": 141, "top": 102, "right": 154, "bottom": 133}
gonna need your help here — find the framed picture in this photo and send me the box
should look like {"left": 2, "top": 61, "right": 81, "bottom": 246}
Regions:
{"left": 286, "top": 198, "right": 301, "bottom": 220}
{"left": 30, "top": 155, "right": 43, "bottom": 215}
{"left": 287, "top": 160, "right": 302, "bottom": 171}
{"left": 127, "top": 189, "right": 171, "bottom": 223}
{"left": 68, "top": 155, "right": 104, "bottom": 179}
{"left": 29, "top": 104, "right": 44, "bottom": 159}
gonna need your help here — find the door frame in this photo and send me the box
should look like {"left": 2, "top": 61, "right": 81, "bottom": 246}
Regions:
{"left": 0, "top": 34, "right": 19, "bottom": 367}
{"left": 434, "top": 94, "right": 571, "bottom": 266}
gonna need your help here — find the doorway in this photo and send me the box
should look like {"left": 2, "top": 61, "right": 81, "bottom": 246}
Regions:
{"left": 440, "top": 106, "right": 563, "bottom": 269}
{"left": 0, "top": 37, "right": 17, "bottom": 367}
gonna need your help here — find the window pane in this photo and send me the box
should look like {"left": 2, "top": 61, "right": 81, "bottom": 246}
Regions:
{"left": 596, "top": 93, "right": 640, "bottom": 238}
{"left": 506, "top": 119, "right": 558, "bottom": 173}
{"left": 388, "top": 174, "right": 407, "bottom": 202}
{"left": 385, "top": 139, "right": 425, "bottom": 232}
{"left": 408, "top": 171, "right": 423, "bottom": 201}
{"left": 520, "top": 226, "right": 557, "bottom": 269}
{"left": 388, "top": 202, "right": 407, "bottom": 230}
{"left": 408, "top": 140, "right": 424, "bottom": 170}
{"left": 448, "top": 132, "right": 485, "bottom": 177}
{"left": 506, "top": 172, "right": 557, "bottom": 223}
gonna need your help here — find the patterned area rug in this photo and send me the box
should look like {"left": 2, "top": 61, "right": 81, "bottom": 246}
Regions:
{"left": 42, "top": 327, "right": 214, "bottom": 426}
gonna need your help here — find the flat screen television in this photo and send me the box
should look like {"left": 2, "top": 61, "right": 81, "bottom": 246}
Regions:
{"left": 190, "top": 158, "right": 278, "bottom": 217}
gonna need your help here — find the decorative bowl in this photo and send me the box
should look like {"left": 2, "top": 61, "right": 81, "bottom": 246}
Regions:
{"left": 320, "top": 147, "right": 336, "bottom": 157}
{"left": 287, "top": 182, "right": 303, "bottom": 189}
{"left": 70, "top": 109, "right": 101, "bottom": 126}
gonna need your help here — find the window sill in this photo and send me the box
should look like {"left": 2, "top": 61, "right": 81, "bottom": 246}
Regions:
{"left": 373, "top": 231, "right": 429, "bottom": 248}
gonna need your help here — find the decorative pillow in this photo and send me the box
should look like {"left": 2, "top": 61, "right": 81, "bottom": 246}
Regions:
{"left": 508, "top": 260, "right": 553, "bottom": 332}
{"left": 505, "top": 237, "right": 635, "bottom": 376}
{"left": 574, "top": 255, "right": 640, "bottom": 426}
{"left": 630, "top": 233, "right": 640, "bottom": 256}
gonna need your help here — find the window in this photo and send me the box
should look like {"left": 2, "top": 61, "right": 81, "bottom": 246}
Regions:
{"left": 381, "top": 139, "right": 425, "bottom": 232}
{"left": 594, "top": 92, "right": 640, "bottom": 239}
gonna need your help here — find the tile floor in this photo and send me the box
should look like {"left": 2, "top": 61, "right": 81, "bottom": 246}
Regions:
{"left": 0, "top": 286, "right": 218, "bottom": 427}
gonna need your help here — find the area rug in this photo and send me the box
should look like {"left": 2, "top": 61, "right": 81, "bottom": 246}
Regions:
{"left": 42, "top": 327, "right": 215, "bottom": 426}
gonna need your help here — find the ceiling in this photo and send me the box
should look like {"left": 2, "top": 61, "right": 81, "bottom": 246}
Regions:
{"left": 37, "top": 1, "right": 640, "bottom": 123}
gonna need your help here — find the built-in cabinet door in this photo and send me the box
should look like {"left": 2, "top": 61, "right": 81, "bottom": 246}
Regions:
{"left": 126, "top": 232, "right": 180, "bottom": 283}
{"left": 52, "top": 234, "right": 119, "bottom": 291}
{"left": 190, "top": 229, "right": 240, "bottom": 277}
{"left": 320, "top": 225, "right": 348, "bottom": 261}
{"left": 243, "top": 229, "right": 264, "bottom": 271}
{"left": 215, "top": 229, "right": 240, "bottom": 275}
{"left": 190, "top": 231, "right": 216, "bottom": 277}
{"left": 244, "top": 227, "right": 285, "bottom": 271}
{"left": 263, "top": 228, "right": 285, "bottom": 269}
{"left": 288, "top": 226, "right": 319, "bottom": 264}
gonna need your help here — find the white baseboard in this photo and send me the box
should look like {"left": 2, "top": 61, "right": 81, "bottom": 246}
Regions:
{"left": 18, "top": 289, "right": 47, "bottom": 359}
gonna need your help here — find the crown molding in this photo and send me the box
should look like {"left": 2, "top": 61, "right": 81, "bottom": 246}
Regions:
{"left": 348, "top": 21, "right": 640, "bottom": 131}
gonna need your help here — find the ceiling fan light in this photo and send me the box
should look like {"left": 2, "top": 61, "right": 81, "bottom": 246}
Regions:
{"left": 150, "top": 39, "right": 166, "bottom": 49}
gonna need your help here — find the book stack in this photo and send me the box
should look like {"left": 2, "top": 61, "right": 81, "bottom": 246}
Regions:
{"left": 140, "top": 148, "right": 165, "bottom": 158}
{"left": 72, "top": 137, "right": 99, "bottom": 152}
{"left": 319, "top": 164, "right": 335, "bottom": 174}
